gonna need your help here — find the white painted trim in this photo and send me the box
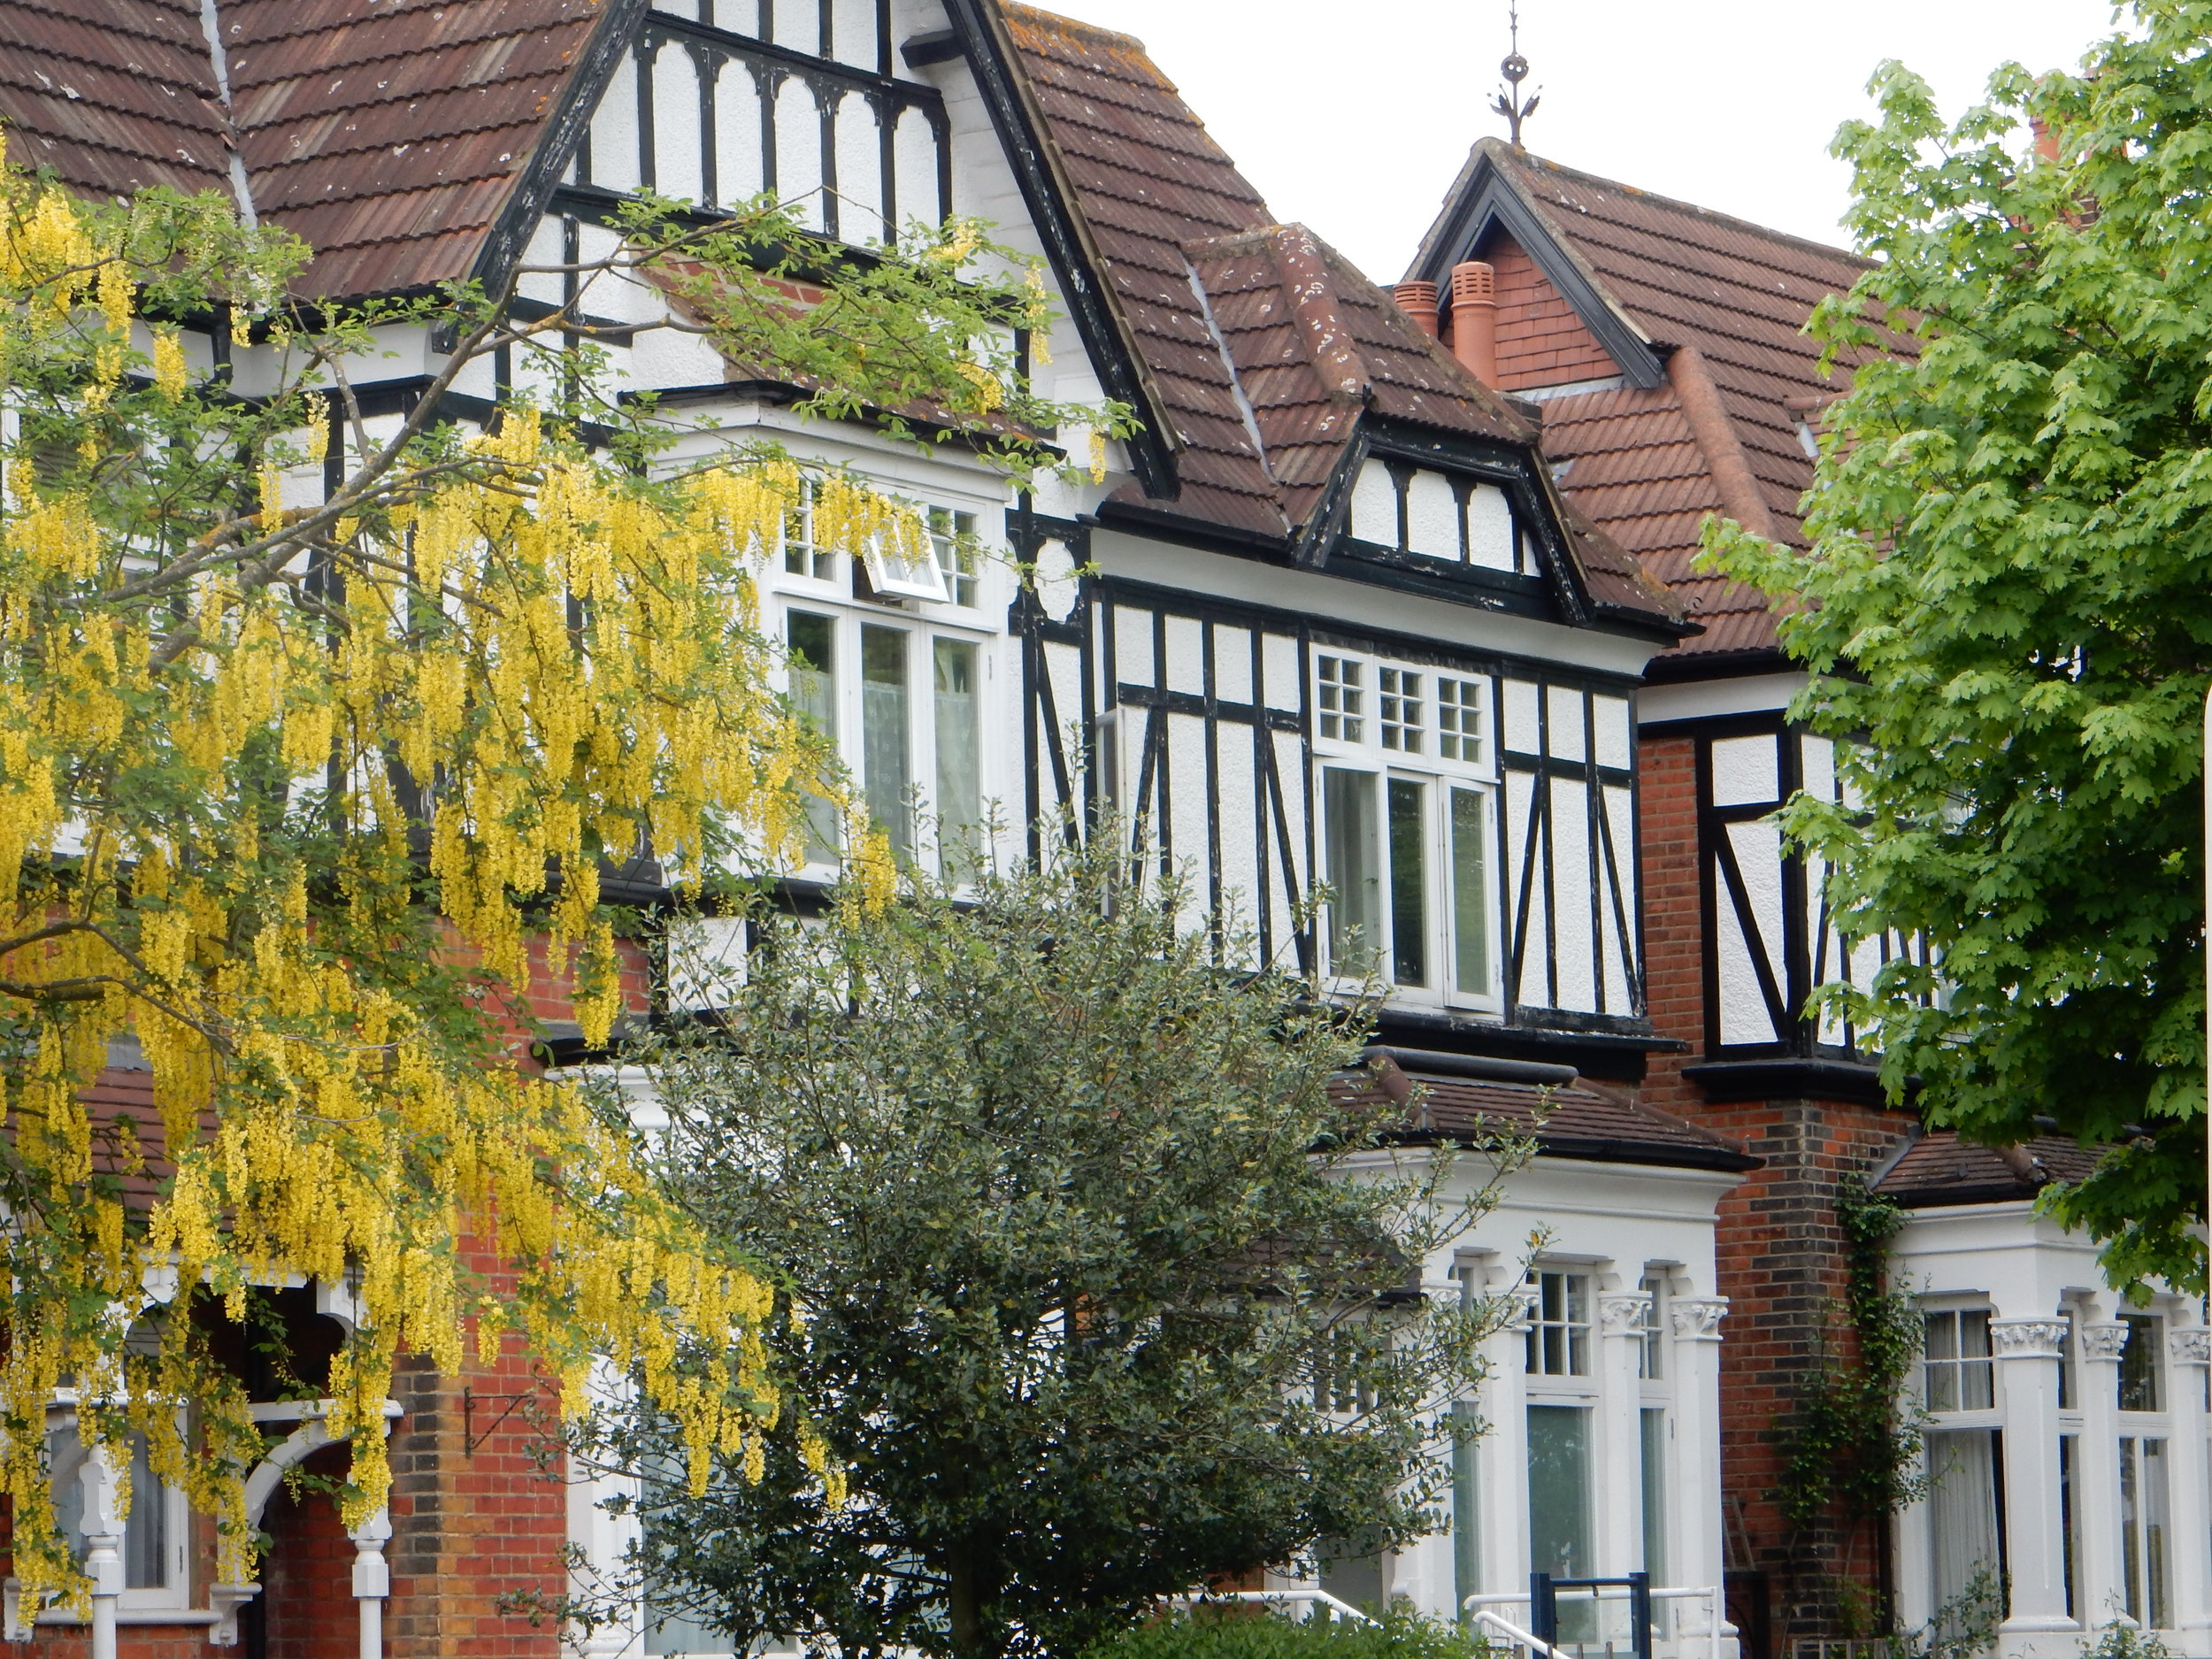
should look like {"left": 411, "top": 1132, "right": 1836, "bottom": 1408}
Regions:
{"left": 1637, "top": 672, "right": 1804, "bottom": 726}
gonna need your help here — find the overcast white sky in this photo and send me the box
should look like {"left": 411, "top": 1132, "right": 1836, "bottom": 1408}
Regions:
{"left": 1052, "top": 1, "right": 2123, "bottom": 280}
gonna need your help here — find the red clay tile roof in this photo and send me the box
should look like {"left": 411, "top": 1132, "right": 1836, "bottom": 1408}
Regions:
{"left": 1412, "top": 139, "right": 1915, "bottom": 661}
{"left": 1873, "top": 1132, "right": 2103, "bottom": 1208}
{"left": 0, "top": 0, "right": 232, "bottom": 201}
{"left": 1000, "top": 9, "right": 1677, "bottom": 627}
{"left": 0, "top": 0, "right": 616, "bottom": 300}
{"left": 1340, "top": 1065, "right": 1755, "bottom": 1172}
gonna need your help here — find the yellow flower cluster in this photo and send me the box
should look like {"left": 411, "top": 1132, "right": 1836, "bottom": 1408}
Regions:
{"left": 0, "top": 177, "right": 902, "bottom": 1601}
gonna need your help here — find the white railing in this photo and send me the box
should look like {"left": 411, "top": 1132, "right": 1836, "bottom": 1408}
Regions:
{"left": 1462, "top": 1586, "right": 1724, "bottom": 1659}
{"left": 1166, "top": 1590, "right": 1379, "bottom": 1625}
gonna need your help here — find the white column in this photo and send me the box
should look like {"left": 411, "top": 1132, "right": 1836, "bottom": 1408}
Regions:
{"left": 1670, "top": 1299, "right": 1729, "bottom": 1651}
{"left": 1480, "top": 1285, "right": 1538, "bottom": 1602}
{"left": 78, "top": 1447, "right": 123, "bottom": 1659}
{"left": 2078, "top": 1318, "right": 2129, "bottom": 1626}
{"left": 2164, "top": 1325, "right": 2211, "bottom": 1642}
{"left": 1991, "top": 1317, "right": 2073, "bottom": 1634}
{"left": 1597, "top": 1292, "right": 1653, "bottom": 1580}
{"left": 350, "top": 1508, "right": 392, "bottom": 1659}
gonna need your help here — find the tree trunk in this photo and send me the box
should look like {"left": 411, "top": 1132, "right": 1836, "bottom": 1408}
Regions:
{"left": 948, "top": 1540, "right": 987, "bottom": 1659}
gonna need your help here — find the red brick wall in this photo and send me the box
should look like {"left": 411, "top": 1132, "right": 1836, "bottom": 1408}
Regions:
{"left": 263, "top": 1448, "right": 363, "bottom": 1659}
{"left": 1454, "top": 233, "right": 1619, "bottom": 393}
{"left": 1636, "top": 729, "right": 1916, "bottom": 1645}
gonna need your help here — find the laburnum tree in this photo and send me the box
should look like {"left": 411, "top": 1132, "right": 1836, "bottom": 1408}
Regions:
{"left": 0, "top": 142, "right": 1125, "bottom": 1607}
{"left": 588, "top": 836, "right": 1524, "bottom": 1659}
{"left": 1709, "top": 3, "right": 2212, "bottom": 1293}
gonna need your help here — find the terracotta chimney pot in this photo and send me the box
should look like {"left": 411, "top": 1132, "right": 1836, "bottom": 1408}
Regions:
{"left": 1392, "top": 280, "right": 1440, "bottom": 338}
{"left": 1448, "top": 260, "right": 1498, "bottom": 386}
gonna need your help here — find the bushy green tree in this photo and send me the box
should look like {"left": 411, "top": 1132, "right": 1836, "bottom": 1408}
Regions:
{"left": 1711, "top": 4, "right": 2212, "bottom": 1292}
{"left": 586, "top": 836, "right": 1521, "bottom": 1659}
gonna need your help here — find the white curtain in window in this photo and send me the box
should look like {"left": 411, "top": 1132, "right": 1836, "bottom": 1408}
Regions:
{"left": 1927, "top": 1428, "right": 2003, "bottom": 1632}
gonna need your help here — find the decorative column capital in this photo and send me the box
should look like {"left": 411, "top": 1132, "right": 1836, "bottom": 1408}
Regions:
{"left": 1600, "top": 1294, "right": 1654, "bottom": 1336}
{"left": 1990, "top": 1317, "right": 2069, "bottom": 1359}
{"left": 2081, "top": 1322, "right": 2130, "bottom": 1362}
{"left": 1671, "top": 1297, "right": 1727, "bottom": 1340}
{"left": 2169, "top": 1327, "right": 2212, "bottom": 1366}
{"left": 349, "top": 1506, "right": 393, "bottom": 1601}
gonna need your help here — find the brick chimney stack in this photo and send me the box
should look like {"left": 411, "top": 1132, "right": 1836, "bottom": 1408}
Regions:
{"left": 1448, "top": 261, "right": 1498, "bottom": 385}
{"left": 1391, "top": 280, "right": 1440, "bottom": 339}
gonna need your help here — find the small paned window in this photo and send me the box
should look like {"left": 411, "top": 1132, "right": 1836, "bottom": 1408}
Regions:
{"left": 1317, "top": 656, "right": 1364, "bottom": 742}
{"left": 783, "top": 480, "right": 835, "bottom": 581}
{"left": 1525, "top": 1271, "right": 1591, "bottom": 1377}
{"left": 1437, "top": 677, "right": 1485, "bottom": 764}
{"left": 928, "top": 507, "right": 979, "bottom": 606}
{"left": 1638, "top": 1277, "right": 1666, "bottom": 1380}
{"left": 1379, "top": 669, "right": 1424, "bottom": 752}
{"left": 1923, "top": 1310, "right": 1993, "bottom": 1411}
{"left": 2119, "top": 1314, "right": 2164, "bottom": 1413}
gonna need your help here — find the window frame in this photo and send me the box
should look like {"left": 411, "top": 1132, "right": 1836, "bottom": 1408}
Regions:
{"left": 1313, "top": 652, "right": 1501, "bottom": 1012}
{"left": 781, "top": 601, "right": 999, "bottom": 884}
{"left": 41, "top": 1414, "right": 193, "bottom": 1616}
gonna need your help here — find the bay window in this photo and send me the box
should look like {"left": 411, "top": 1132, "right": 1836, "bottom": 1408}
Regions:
{"left": 1921, "top": 1308, "right": 2003, "bottom": 1633}
{"left": 1316, "top": 653, "right": 1497, "bottom": 1007}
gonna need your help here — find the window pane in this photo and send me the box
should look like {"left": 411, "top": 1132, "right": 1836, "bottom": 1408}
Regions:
{"left": 787, "top": 612, "right": 840, "bottom": 864}
{"left": 1450, "top": 787, "right": 1490, "bottom": 997}
{"left": 1640, "top": 1409, "right": 1667, "bottom": 1585}
{"left": 1928, "top": 1428, "right": 2003, "bottom": 1638}
{"left": 1961, "top": 1310, "right": 1993, "bottom": 1410}
{"left": 2120, "top": 1314, "right": 2162, "bottom": 1412}
{"left": 124, "top": 1433, "right": 165, "bottom": 1590}
{"left": 1452, "top": 1400, "right": 1480, "bottom": 1611}
{"left": 1527, "top": 1405, "right": 1593, "bottom": 1604}
{"left": 933, "top": 639, "right": 980, "bottom": 879}
{"left": 1386, "top": 778, "right": 1427, "bottom": 987}
{"left": 861, "top": 625, "right": 911, "bottom": 863}
{"left": 1323, "top": 769, "right": 1380, "bottom": 976}
{"left": 2060, "top": 1434, "right": 2079, "bottom": 1620}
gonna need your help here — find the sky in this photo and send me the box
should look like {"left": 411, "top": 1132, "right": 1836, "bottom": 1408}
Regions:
{"left": 1052, "top": 1, "right": 2123, "bottom": 281}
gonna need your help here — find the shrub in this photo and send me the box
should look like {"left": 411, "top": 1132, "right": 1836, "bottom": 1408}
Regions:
{"left": 1083, "top": 1607, "right": 1493, "bottom": 1659}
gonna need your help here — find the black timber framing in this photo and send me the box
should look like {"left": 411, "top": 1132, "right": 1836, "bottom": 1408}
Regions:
{"left": 934, "top": 0, "right": 1180, "bottom": 501}
{"left": 471, "top": 0, "right": 652, "bottom": 300}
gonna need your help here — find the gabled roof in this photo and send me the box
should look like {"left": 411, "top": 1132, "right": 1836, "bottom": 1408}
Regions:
{"left": 0, "top": 0, "right": 625, "bottom": 300}
{"left": 994, "top": 9, "right": 1678, "bottom": 632}
{"left": 1408, "top": 139, "right": 1910, "bottom": 663}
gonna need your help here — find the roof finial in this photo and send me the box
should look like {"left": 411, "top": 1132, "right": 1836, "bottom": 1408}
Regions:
{"left": 1491, "top": 4, "right": 1540, "bottom": 149}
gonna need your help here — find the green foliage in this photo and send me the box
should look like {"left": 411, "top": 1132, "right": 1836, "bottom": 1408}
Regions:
{"left": 1082, "top": 1607, "right": 1492, "bottom": 1659}
{"left": 1774, "top": 1179, "right": 1929, "bottom": 1608}
{"left": 1706, "top": 3, "right": 2212, "bottom": 1293}
{"left": 2078, "top": 1620, "right": 2175, "bottom": 1659}
{"left": 584, "top": 829, "right": 1525, "bottom": 1659}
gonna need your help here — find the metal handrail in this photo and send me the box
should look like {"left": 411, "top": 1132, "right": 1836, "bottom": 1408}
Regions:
{"left": 1462, "top": 1585, "right": 1724, "bottom": 1659}
{"left": 1473, "top": 1609, "right": 1556, "bottom": 1656}
{"left": 1167, "top": 1589, "right": 1379, "bottom": 1626}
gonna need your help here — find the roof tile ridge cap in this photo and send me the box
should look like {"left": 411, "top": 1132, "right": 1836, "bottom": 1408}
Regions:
{"left": 1486, "top": 149, "right": 1653, "bottom": 350}
{"left": 1176, "top": 246, "right": 1283, "bottom": 505}
{"left": 1664, "top": 342, "right": 1780, "bottom": 541}
{"left": 986, "top": 0, "right": 1189, "bottom": 460}
{"left": 999, "top": 1, "right": 1154, "bottom": 58}
{"left": 1513, "top": 147, "right": 1871, "bottom": 271}
{"left": 1266, "top": 224, "right": 1366, "bottom": 408}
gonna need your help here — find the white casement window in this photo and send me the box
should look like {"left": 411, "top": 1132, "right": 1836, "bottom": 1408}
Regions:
{"left": 1922, "top": 1308, "right": 2004, "bottom": 1636}
{"left": 928, "top": 507, "right": 979, "bottom": 608}
{"left": 785, "top": 606, "right": 990, "bottom": 881}
{"left": 1524, "top": 1269, "right": 1596, "bottom": 1615}
{"left": 2116, "top": 1313, "right": 2172, "bottom": 1628}
{"left": 44, "top": 1423, "right": 191, "bottom": 1613}
{"left": 1316, "top": 653, "right": 1498, "bottom": 1008}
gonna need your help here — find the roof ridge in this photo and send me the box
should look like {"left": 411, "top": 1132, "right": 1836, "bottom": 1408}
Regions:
{"left": 998, "top": 2, "right": 1151, "bottom": 59}
{"left": 1494, "top": 139, "right": 1870, "bottom": 271}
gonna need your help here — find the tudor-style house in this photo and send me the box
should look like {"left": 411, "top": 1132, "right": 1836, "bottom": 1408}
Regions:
{"left": 0, "top": 4, "right": 1757, "bottom": 1659}
{"left": 1397, "top": 136, "right": 2212, "bottom": 1659}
